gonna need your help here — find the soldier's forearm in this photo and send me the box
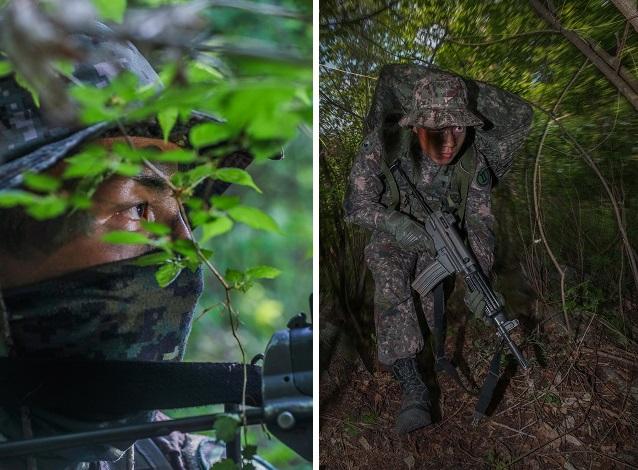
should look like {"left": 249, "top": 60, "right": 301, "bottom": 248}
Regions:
{"left": 467, "top": 228, "right": 495, "bottom": 276}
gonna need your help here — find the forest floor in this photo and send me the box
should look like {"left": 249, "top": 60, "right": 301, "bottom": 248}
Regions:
{"left": 320, "top": 302, "right": 638, "bottom": 469}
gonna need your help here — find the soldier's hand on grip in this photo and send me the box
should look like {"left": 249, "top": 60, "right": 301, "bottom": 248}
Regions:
{"left": 383, "top": 210, "right": 435, "bottom": 255}
{"left": 464, "top": 289, "right": 504, "bottom": 324}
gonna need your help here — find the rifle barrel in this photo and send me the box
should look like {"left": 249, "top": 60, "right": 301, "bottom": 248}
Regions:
{"left": 0, "top": 409, "right": 264, "bottom": 458}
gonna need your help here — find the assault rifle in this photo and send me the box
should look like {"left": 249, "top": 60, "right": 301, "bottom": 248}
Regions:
{"left": 0, "top": 313, "right": 312, "bottom": 467}
{"left": 390, "top": 160, "right": 529, "bottom": 370}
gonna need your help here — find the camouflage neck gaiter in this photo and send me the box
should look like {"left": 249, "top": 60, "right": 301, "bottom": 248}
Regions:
{"left": 3, "top": 256, "right": 204, "bottom": 361}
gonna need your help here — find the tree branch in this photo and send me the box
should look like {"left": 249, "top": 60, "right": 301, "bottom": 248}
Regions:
{"left": 320, "top": 89, "right": 363, "bottom": 122}
{"left": 610, "top": 0, "right": 638, "bottom": 33}
{"left": 529, "top": 0, "right": 638, "bottom": 111}
{"left": 320, "top": 1, "right": 399, "bottom": 28}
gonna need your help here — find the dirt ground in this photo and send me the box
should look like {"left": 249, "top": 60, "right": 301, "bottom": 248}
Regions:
{"left": 320, "top": 308, "right": 638, "bottom": 469}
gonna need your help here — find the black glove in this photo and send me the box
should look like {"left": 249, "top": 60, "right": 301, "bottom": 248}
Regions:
{"left": 382, "top": 211, "right": 434, "bottom": 254}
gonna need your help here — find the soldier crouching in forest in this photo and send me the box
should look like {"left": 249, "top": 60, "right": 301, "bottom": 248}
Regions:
{"left": 344, "top": 67, "right": 532, "bottom": 434}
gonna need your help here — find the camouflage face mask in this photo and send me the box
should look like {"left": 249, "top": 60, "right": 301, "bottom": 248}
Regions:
{"left": 3, "top": 255, "right": 204, "bottom": 361}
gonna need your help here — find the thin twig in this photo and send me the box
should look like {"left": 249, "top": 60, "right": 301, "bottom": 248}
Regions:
{"left": 525, "top": 99, "right": 638, "bottom": 292}
{"left": 532, "top": 59, "right": 588, "bottom": 333}
{"left": 115, "top": 121, "right": 249, "bottom": 444}
{"left": 488, "top": 419, "right": 537, "bottom": 439}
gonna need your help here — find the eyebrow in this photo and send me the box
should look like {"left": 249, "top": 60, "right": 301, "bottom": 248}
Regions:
{"left": 131, "top": 174, "right": 173, "bottom": 193}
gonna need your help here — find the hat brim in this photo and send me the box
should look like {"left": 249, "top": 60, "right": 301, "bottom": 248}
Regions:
{"left": 0, "top": 123, "right": 111, "bottom": 190}
{"left": 398, "top": 108, "right": 484, "bottom": 129}
{"left": 0, "top": 111, "right": 224, "bottom": 190}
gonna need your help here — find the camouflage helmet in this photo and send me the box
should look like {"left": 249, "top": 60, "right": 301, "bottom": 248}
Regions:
{"left": 398, "top": 74, "right": 484, "bottom": 129}
{"left": 0, "top": 22, "right": 219, "bottom": 190}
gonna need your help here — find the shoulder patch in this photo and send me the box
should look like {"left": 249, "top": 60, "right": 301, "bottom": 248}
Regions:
{"left": 476, "top": 167, "right": 491, "bottom": 188}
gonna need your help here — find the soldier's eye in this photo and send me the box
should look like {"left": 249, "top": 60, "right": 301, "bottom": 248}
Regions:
{"left": 453, "top": 126, "right": 464, "bottom": 133}
{"left": 120, "top": 202, "right": 149, "bottom": 221}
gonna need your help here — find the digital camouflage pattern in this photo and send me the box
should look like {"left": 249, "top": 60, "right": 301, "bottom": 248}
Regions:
{"left": 2, "top": 256, "right": 203, "bottom": 361}
{"left": 398, "top": 75, "right": 483, "bottom": 129}
{"left": 345, "top": 65, "right": 532, "bottom": 365}
{"left": 346, "top": 136, "right": 495, "bottom": 364}
{"left": 365, "top": 63, "right": 533, "bottom": 179}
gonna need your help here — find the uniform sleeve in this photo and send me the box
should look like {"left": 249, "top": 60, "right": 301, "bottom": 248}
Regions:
{"left": 342, "top": 133, "right": 390, "bottom": 232}
{"left": 465, "top": 153, "right": 495, "bottom": 276}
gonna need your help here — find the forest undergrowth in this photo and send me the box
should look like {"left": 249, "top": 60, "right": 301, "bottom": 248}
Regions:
{"left": 320, "top": 295, "right": 638, "bottom": 469}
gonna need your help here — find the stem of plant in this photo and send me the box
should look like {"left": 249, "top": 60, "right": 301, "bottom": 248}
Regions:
{"left": 116, "top": 120, "right": 250, "bottom": 444}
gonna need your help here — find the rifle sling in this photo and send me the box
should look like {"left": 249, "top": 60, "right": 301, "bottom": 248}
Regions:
{"left": 432, "top": 284, "right": 476, "bottom": 396}
{"left": 473, "top": 342, "right": 504, "bottom": 425}
{"left": 431, "top": 286, "right": 504, "bottom": 421}
{"left": 0, "top": 359, "right": 262, "bottom": 414}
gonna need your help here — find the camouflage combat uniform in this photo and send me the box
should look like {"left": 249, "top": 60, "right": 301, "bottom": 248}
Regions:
{"left": 344, "top": 70, "right": 532, "bottom": 366}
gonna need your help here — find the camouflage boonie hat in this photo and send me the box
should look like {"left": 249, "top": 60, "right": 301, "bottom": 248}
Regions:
{"left": 399, "top": 74, "right": 484, "bottom": 129}
{"left": 0, "top": 22, "right": 219, "bottom": 190}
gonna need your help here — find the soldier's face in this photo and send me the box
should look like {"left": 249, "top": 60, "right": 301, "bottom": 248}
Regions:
{"left": 0, "top": 138, "right": 190, "bottom": 288}
{"left": 414, "top": 126, "right": 466, "bottom": 165}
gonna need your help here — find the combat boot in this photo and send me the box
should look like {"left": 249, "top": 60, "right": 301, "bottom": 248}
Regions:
{"left": 392, "top": 357, "right": 432, "bottom": 434}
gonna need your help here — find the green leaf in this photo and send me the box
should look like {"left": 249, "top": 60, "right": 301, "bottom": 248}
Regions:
{"left": 151, "top": 149, "right": 197, "bottom": 163}
{"left": 214, "top": 168, "right": 261, "bottom": 193}
{"left": 246, "top": 265, "right": 281, "bottom": 280}
{"left": 114, "top": 162, "right": 142, "bottom": 177}
{"left": 69, "top": 193, "right": 92, "bottom": 210}
{"left": 141, "top": 221, "right": 171, "bottom": 236}
{"left": 226, "top": 206, "right": 280, "bottom": 233}
{"left": 63, "top": 146, "right": 110, "bottom": 178}
{"left": 53, "top": 60, "right": 75, "bottom": 80}
{"left": 102, "top": 231, "right": 151, "bottom": 245}
{"left": 171, "top": 239, "right": 199, "bottom": 262}
{"left": 171, "top": 163, "right": 215, "bottom": 190}
{"left": 225, "top": 269, "right": 245, "bottom": 285}
{"left": 210, "top": 195, "right": 240, "bottom": 210}
{"left": 201, "top": 217, "right": 233, "bottom": 242}
{"left": 25, "top": 196, "right": 67, "bottom": 220}
{"left": 250, "top": 140, "right": 284, "bottom": 160}
{"left": 0, "top": 190, "right": 36, "bottom": 207}
{"left": 214, "top": 416, "right": 239, "bottom": 443}
{"left": 158, "top": 107, "right": 178, "bottom": 142}
{"left": 211, "top": 459, "right": 239, "bottom": 470}
{"left": 111, "top": 142, "right": 153, "bottom": 163}
{"left": 92, "top": 0, "right": 127, "bottom": 22}
{"left": 186, "top": 61, "right": 224, "bottom": 83}
{"left": 23, "top": 172, "right": 61, "bottom": 192}
{"left": 189, "top": 122, "right": 234, "bottom": 148}
{"left": 14, "top": 72, "right": 39, "bottom": 106}
{"left": 134, "top": 251, "right": 172, "bottom": 267}
{"left": 155, "top": 262, "right": 182, "bottom": 287}
{"left": 189, "top": 209, "right": 210, "bottom": 227}
{"left": 0, "top": 61, "right": 13, "bottom": 77}
{"left": 242, "top": 444, "right": 258, "bottom": 461}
